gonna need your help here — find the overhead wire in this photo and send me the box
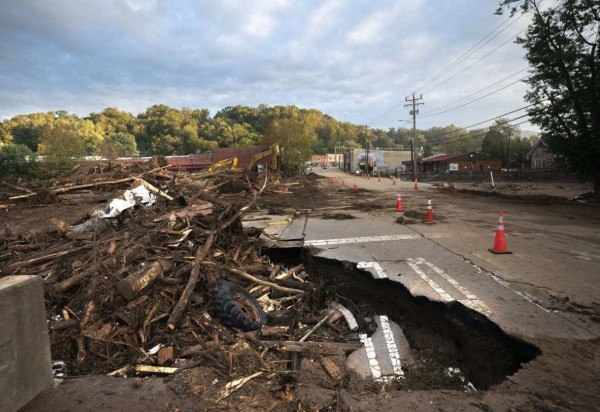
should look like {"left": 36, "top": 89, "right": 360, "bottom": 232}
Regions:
{"left": 412, "top": 14, "right": 516, "bottom": 94}
{"left": 419, "top": 67, "right": 529, "bottom": 115}
{"left": 368, "top": 11, "right": 528, "bottom": 127}
{"left": 422, "top": 26, "right": 528, "bottom": 95}
{"left": 425, "top": 114, "right": 530, "bottom": 146}
{"left": 420, "top": 85, "right": 593, "bottom": 145}
{"left": 416, "top": 11, "right": 529, "bottom": 95}
{"left": 420, "top": 74, "right": 530, "bottom": 118}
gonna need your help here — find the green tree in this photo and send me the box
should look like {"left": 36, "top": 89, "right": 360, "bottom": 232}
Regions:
{"left": 490, "top": 117, "right": 520, "bottom": 170}
{"left": 38, "top": 122, "right": 87, "bottom": 172}
{"left": 498, "top": 0, "right": 600, "bottom": 195}
{"left": 263, "top": 118, "right": 315, "bottom": 173}
{"left": 482, "top": 129, "right": 506, "bottom": 161}
{"left": 0, "top": 143, "right": 36, "bottom": 177}
{"left": 98, "top": 132, "right": 138, "bottom": 159}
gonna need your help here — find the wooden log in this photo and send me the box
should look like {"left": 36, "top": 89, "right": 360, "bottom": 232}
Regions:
{"left": 48, "top": 318, "right": 79, "bottom": 331}
{"left": 54, "top": 263, "right": 101, "bottom": 293}
{"left": 321, "top": 357, "right": 344, "bottom": 381}
{"left": 135, "top": 365, "right": 177, "bottom": 374}
{"left": 225, "top": 267, "right": 305, "bottom": 295}
{"left": 259, "top": 326, "right": 289, "bottom": 338}
{"left": 217, "top": 372, "right": 263, "bottom": 402}
{"left": 167, "top": 233, "right": 215, "bottom": 330}
{"left": 258, "top": 340, "right": 361, "bottom": 356}
{"left": 134, "top": 177, "right": 174, "bottom": 201}
{"left": 13, "top": 244, "right": 91, "bottom": 267}
{"left": 116, "top": 259, "right": 173, "bottom": 300}
{"left": 1, "top": 181, "right": 35, "bottom": 194}
{"left": 76, "top": 335, "right": 86, "bottom": 363}
{"left": 9, "top": 176, "right": 136, "bottom": 200}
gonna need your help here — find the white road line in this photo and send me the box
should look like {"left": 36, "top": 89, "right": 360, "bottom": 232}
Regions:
{"left": 469, "top": 264, "right": 552, "bottom": 313}
{"left": 409, "top": 258, "right": 492, "bottom": 316}
{"left": 359, "top": 333, "right": 382, "bottom": 380}
{"left": 357, "top": 261, "right": 388, "bottom": 279}
{"left": 304, "top": 234, "right": 420, "bottom": 246}
{"left": 406, "top": 260, "right": 454, "bottom": 302}
{"left": 378, "top": 316, "right": 404, "bottom": 377}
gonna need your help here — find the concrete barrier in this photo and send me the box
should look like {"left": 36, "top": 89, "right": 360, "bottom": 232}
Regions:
{"left": 0, "top": 276, "right": 53, "bottom": 412}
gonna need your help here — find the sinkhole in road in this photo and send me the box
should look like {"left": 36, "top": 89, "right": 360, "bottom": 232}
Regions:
{"left": 266, "top": 247, "right": 540, "bottom": 391}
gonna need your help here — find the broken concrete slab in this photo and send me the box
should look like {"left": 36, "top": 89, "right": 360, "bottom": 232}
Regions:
{"left": 347, "top": 315, "right": 414, "bottom": 382}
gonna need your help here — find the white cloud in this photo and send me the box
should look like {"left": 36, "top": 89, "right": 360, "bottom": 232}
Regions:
{"left": 0, "top": 0, "right": 533, "bottom": 130}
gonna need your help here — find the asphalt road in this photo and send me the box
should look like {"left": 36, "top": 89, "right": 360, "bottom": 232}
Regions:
{"left": 305, "top": 168, "right": 600, "bottom": 341}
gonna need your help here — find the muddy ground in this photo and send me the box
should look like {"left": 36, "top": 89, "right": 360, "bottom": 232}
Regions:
{"left": 18, "top": 172, "right": 600, "bottom": 411}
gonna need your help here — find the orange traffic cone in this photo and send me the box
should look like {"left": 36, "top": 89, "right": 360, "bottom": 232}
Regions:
{"left": 489, "top": 212, "right": 512, "bottom": 254}
{"left": 413, "top": 181, "right": 419, "bottom": 190}
{"left": 396, "top": 192, "right": 404, "bottom": 212}
{"left": 378, "top": 173, "right": 381, "bottom": 182}
{"left": 423, "top": 199, "right": 435, "bottom": 224}
{"left": 452, "top": 185, "right": 459, "bottom": 196}
{"left": 342, "top": 179, "right": 346, "bottom": 187}
{"left": 352, "top": 181, "right": 357, "bottom": 190}
{"left": 392, "top": 177, "right": 396, "bottom": 185}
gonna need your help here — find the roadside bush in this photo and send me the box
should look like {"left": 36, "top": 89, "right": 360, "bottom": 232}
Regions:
{"left": 0, "top": 143, "right": 37, "bottom": 177}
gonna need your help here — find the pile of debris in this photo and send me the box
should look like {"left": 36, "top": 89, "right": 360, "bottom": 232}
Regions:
{"left": 0, "top": 161, "right": 361, "bottom": 405}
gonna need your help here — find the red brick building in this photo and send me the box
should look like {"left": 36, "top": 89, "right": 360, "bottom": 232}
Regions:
{"left": 420, "top": 152, "right": 502, "bottom": 173}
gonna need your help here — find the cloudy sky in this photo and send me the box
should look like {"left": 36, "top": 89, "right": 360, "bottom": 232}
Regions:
{"left": 0, "top": 0, "right": 536, "bottom": 130}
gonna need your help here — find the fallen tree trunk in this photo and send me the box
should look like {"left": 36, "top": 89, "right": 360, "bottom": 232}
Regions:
{"left": 167, "top": 233, "right": 215, "bottom": 330}
{"left": 116, "top": 259, "right": 173, "bottom": 300}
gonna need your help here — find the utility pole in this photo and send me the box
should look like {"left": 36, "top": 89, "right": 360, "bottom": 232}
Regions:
{"left": 404, "top": 93, "right": 424, "bottom": 183}
{"left": 366, "top": 138, "right": 370, "bottom": 175}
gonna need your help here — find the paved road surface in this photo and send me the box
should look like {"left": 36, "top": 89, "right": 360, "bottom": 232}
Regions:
{"left": 301, "top": 168, "right": 600, "bottom": 341}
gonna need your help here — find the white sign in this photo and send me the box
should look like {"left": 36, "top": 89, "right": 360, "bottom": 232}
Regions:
{"left": 449, "top": 163, "right": 459, "bottom": 172}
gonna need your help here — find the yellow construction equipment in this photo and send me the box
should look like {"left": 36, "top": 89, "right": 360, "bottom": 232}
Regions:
{"left": 248, "top": 144, "right": 280, "bottom": 171}
{"left": 205, "top": 157, "right": 239, "bottom": 173}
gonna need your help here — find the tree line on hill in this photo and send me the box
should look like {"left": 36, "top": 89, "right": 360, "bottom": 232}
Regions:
{"left": 0, "top": 104, "right": 536, "bottom": 176}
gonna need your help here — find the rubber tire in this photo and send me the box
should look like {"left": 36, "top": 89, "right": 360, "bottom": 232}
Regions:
{"left": 214, "top": 280, "right": 268, "bottom": 331}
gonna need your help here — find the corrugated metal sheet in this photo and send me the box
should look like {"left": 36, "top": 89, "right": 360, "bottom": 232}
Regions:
{"left": 166, "top": 153, "right": 212, "bottom": 170}
{"left": 212, "top": 146, "right": 270, "bottom": 169}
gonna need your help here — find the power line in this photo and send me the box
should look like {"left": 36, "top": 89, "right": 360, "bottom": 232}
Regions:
{"left": 421, "top": 85, "right": 593, "bottom": 145}
{"left": 415, "top": 11, "right": 529, "bottom": 95}
{"left": 425, "top": 114, "right": 530, "bottom": 146}
{"left": 369, "top": 15, "right": 528, "bottom": 127}
{"left": 412, "top": 15, "right": 516, "bottom": 94}
{"left": 422, "top": 26, "right": 528, "bottom": 95}
{"left": 419, "top": 67, "right": 529, "bottom": 115}
{"left": 420, "top": 74, "right": 530, "bottom": 118}
{"left": 419, "top": 104, "right": 534, "bottom": 141}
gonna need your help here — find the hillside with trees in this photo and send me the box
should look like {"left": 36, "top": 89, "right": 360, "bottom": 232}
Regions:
{"left": 0, "top": 104, "right": 536, "bottom": 176}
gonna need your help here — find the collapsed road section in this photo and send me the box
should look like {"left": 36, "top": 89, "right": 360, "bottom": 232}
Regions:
{"left": 266, "top": 247, "right": 540, "bottom": 390}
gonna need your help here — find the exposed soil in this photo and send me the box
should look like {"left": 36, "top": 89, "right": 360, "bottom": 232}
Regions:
{"left": 320, "top": 213, "right": 356, "bottom": 220}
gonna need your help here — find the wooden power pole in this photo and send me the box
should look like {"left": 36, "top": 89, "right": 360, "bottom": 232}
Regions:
{"left": 405, "top": 93, "right": 424, "bottom": 183}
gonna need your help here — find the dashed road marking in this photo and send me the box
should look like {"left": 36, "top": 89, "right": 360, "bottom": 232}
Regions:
{"left": 359, "top": 333, "right": 382, "bottom": 380}
{"left": 357, "top": 261, "right": 388, "bottom": 279}
{"left": 304, "top": 234, "right": 420, "bottom": 246}
{"left": 378, "top": 315, "right": 404, "bottom": 377}
{"left": 407, "top": 258, "right": 492, "bottom": 316}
